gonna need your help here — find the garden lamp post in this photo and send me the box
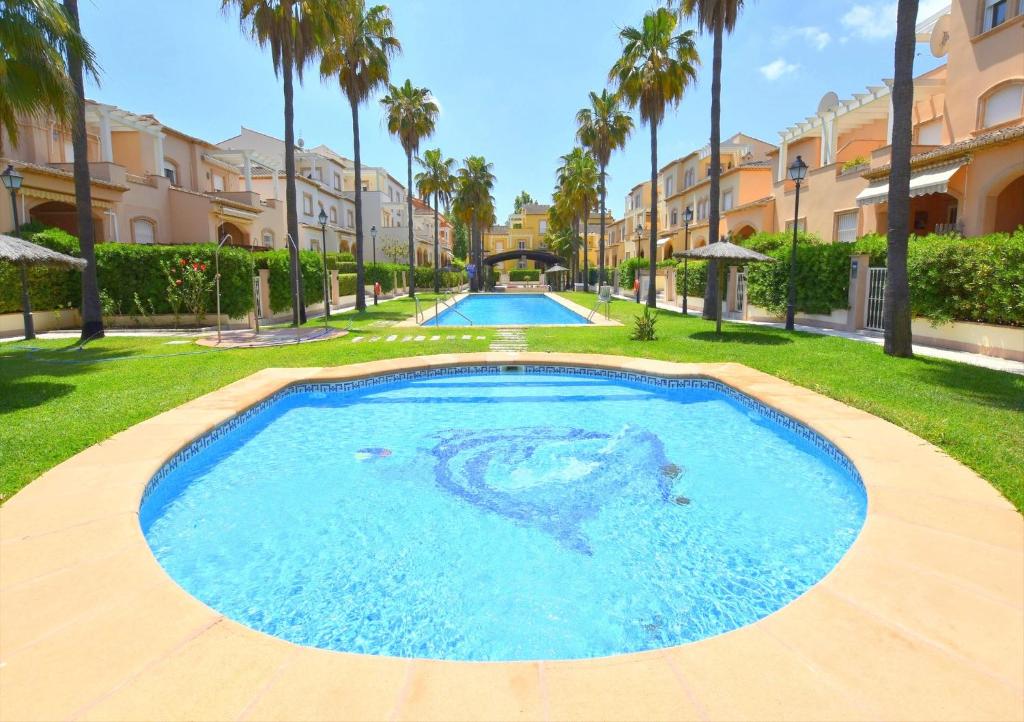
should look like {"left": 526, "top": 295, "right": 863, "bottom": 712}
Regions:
{"left": 370, "top": 224, "right": 378, "bottom": 305}
{"left": 682, "top": 206, "right": 693, "bottom": 315}
{"left": 786, "top": 155, "right": 808, "bottom": 331}
{"left": 1, "top": 165, "right": 30, "bottom": 338}
{"left": 318, "top": 207, "right": 330, "bottom": 321}
{"left": 634, "top": 223, "right": 644, "bottom": 303}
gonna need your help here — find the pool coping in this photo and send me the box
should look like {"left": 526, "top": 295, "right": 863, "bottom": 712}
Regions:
{"left": 1, "top": 353, "right": 1021, "bottom": 722}
{"left": 398, "top": 292, "right": 621, "bottom": 328}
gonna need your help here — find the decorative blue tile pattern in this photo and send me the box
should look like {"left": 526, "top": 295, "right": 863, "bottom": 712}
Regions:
{"left": 142, "top": 364, "right": 861, "bottom": 507}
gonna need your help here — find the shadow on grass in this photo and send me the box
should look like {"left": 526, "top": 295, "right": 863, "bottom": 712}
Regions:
{"left": 690, "top": 330, "right": 793, "bottom": 345}
{"left": 911, "top": 355, "right": 1024, "bottom": 412}
{"left": 0, "top": 380, "right": 76, "bottom": 412}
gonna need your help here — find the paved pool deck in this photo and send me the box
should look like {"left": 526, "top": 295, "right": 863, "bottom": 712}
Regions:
{"left": 0, "top": 353, "right": 1021, "bottom": 722}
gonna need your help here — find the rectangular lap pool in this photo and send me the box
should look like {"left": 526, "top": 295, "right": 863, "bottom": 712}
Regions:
{"left": 425, "top": 294, "right": 590, "bottom": 326}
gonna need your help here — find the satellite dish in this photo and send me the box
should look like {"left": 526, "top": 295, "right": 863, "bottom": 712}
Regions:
{"left": 817, "top": 91, "right": 840, "bottom": 115}
{"left": 930, "top": 15, "right": 951, "bottom": 58}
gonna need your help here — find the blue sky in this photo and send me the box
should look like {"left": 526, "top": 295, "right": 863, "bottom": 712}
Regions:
{"left": 80, "top": 0, "right": 947, "bottom": 220}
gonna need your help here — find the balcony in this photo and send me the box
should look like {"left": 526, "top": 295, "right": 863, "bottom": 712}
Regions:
{"left": 48, "top": 161, "right": 128, "bottom": 186}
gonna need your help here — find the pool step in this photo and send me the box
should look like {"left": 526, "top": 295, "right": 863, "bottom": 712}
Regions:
{"left": 489, "top": 327, "right": 527, "bottom": 352}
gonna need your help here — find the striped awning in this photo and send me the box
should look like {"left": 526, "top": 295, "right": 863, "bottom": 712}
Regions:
{"left": 856, "top": 160, "right": 965, "bottom": 206}
{"left": 21, "top": 187, "right": 113, "bottom": 209}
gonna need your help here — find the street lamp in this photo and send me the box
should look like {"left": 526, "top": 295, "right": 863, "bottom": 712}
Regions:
{"left": 2, "top": 165, "right": 31, "bottom": 339}
{"left": 785, "top": 155, "right": 808, "bottom": 331}
{"left": 634, "top": 222, "right": 644, "bottom": 303}
{"left": 318, "top": 206, "right": 330, "bottom": 321}
{"left": 681, "top": 206, "right": 693, "bottom": 315}
{"left": 370, "top": 224, "right": 378, "bottom": 305}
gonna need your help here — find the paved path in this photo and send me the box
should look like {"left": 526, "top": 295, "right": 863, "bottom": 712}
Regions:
{"left": 613, "top": 293, "right": 1024, "bottom": 375}
{"left": 350, "top": 333, "right": 486, "bottom": 344}
{"left": 490, "top": 327, "right": 528, "bottom": 352}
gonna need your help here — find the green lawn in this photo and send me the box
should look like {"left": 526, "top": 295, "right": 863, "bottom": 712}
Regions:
{"left": 2, "top": 291, "right": 1021, "bottom": 512}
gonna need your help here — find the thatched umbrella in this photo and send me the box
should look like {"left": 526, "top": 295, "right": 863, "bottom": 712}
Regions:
{"left": 679, "top": 241, "right": 774, "bottom": 334}
{"left": 0, "top": 233, "right": 87, "bottom": 340}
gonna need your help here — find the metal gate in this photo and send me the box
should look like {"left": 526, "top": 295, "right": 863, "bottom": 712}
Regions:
{"left": 866, "top": 267, "right": 886, "bottom": 331}
{"left": 734, "top": 269, "right": 747, "bottom": 312}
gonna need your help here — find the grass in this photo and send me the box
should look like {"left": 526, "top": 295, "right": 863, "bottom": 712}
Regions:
{"left": 1, "top": 291, "right": 1021, "bottom": 512}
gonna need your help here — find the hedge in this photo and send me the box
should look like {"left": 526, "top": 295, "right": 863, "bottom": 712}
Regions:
{"left": 509, "top": 269, "right": 540, "bottom": 281}
{"left": 259, "top": 249, "right": 324, "bottom": 314}
{"left": 0, "top": 228, "right": 81, "bottom": 314}
{"left": 744, "top": 242, "right": 852, "bottom": 316}
{"left": 338, "top": 273, "right": 357, "bottom": 296}
{"left": 413, "top": 266, "right": 468, "bottom": 289}
{"left": 2, "top": 231, "right": 258, "bottom": 318}
{"left": 853, "top": 230, "right": 1024, "bottom": 326}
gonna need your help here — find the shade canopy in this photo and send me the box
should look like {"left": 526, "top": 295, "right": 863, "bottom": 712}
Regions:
{"left": 545, "top": 264, "right": 569, "bottom": 273}
{"left": 855, "top": 160, "right": 965, "bottom": 206}
{"left": 678, "top": 240, "right": 774, "bottom": 263}
{"left": 0, "top": 233, "right": 87, "bottom": 269}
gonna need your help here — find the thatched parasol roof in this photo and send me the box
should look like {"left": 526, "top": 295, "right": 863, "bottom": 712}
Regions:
{"left": 0, "top": 233, "right": 87, "bottom": 269}
{"left": 678, "top": 240, "right": 774, "bottom": 263}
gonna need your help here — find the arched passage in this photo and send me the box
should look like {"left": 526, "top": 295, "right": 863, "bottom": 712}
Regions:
{"left": 29, "top": 201, "right": 78, "bottom": 236}
{"left": 217, "top": 222, "right": 248, "bottom": 247}
{"left": 483, "top": 248, "right": 565, "bottom": 269}
{"left": 734, "top": 224, "right": 756, "bottom": 241}
{"left": 994, "top": 175, "right": 1024, "bottom": 233}
{"left": 661, "top": 242, "right": 674, "bottom": 260}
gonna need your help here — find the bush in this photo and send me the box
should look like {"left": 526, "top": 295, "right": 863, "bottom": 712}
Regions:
{"left": 616, "top": 257, "right": 648, "bottom": 289}
{"left": 674, "top": 258, "right": 709, "bottom": 297}
{"left": 745, "top": 242, "right": 851, "bottom": 316}
{"left": 509, "top": 269, "right": 540, "bottom": 281}
{"left": 0, "top": 228, "right": 82, "bottom": 314}
{"left": 262, "top": 249, "right": 323, "bottom": 314}
{"left": 412, "top": 266, "right": 468, "bottom": 289}
{"left": 338, "top": 273, "right": 357, "bottom": 296}
{"left": 630, "top": 305, "right": 658, "bottom": 341}
{"left": 365, "top": 262, "right": 404, "bottom": 293}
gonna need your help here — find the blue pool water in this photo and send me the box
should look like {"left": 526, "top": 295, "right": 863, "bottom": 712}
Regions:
{"left": 142, "top": 368, "right": 866, "bottom": 661}
{"left": 427, "top": 294, "right": 588, "bottom": 326}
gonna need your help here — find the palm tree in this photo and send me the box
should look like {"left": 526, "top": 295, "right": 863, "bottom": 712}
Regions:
{"left": 513, "top": 190, "right": 535, "bottom": 213}
{"left": 883, "top": 0, "right": 918, "bottom": 357}
{"left": 576, "top": 89, "right": 633, "bottom": 292}
{"left": 381, "top": 79, "right": 438, "bottom": 298}
{"left": 610, "top": 7, "right": 699, "bottom": 307}
{"left": 452, "top": 156, "right": 495, "bottom": 291}
{"left": 320, "top": 0, "right": 399, "bottom": 310}
{"left": 225, "top": 0, "right": 333, "bottom": 325}
{"left": 62, "top": 0, "right": 103, "bottom": 341}
{"left": 548, "top": 192, "right": 579, "bottom": 282}
{"left": 555, "top": 147, "right": 599, "bottom": 291}
{"left": 678, "top": 0, "right": 744, "bottom": 319}
{"left": 0, "top": 0, "right": 94, "bottom": 152}
{"left": 415, "top": 148, "right": 456, "bottom": 292}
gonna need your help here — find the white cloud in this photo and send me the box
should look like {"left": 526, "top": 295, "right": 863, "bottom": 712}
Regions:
{"left": 841, "top": 0, "right": 952, "bottom": 40}
{"left": 759, "top": 58, "right": 799, "bottom": 81}
{"left": 796, "top": 26, "right": 832, "bottom": 50}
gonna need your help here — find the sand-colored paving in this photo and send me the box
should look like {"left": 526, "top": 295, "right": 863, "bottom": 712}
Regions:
{"left": 1, "top": 353, "right": 1021, "bottom": 722}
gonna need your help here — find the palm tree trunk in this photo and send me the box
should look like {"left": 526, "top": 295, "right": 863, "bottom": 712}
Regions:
{"left": 599, "top": 164, "right": 607, "bottom": 291}
{"left": 64, "top": 0, "right": 103, "bottom": 342}
{"left": 283, "top": 40, "right": 303, "bottom": 325}
{"left": 433, "top": 194, "right": 440, "bottom": 293}
{"left": 406, "top": 150, "right": 415, "bottom": 298}
{"left": 703, "top": 19, "right": 724, "bottom": 320}
{"left": 470, "top": 212, "right": 478, "bottom": 292}
{"left": 582, "top": 209, "right": 589, "bottom": 292}
{"left": 350, "top": 98, "right": 366, "bottom": 311}
{"left": 647, "top": 120, "right": 658, "bottom": 308}
{"left": 884, "top": 0, "right": 918, "bottom": 357}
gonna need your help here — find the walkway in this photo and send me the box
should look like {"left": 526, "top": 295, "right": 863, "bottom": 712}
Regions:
{"left": 350, "top": 333, "right": 486, "bottom": 344}
{"left": 490, "top": 327, "right": 528, "bottom": 352}
{"left": 614, "top": 294, "right": 1024, "bottom": 375}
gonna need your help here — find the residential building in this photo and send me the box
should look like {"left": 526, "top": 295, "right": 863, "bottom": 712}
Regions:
{"left": 482, "top": 202, "right": 613, "bottom": 272}
{"left": 218, "top": 129, "right": 356, "bottom": 253}
{"left": 658, "top": 133, "right": 777, "bottom": 257}
{"left": 1, "top": 102, "right": 282, "bottom": 251}
{"left": 622, "top": 181, "right": 652, "bottom": 259}
{"left": 771, "top": 0, "right": 1023, "bottom": 241}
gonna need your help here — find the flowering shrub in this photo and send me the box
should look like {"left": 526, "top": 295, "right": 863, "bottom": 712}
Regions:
{"left": 163, "top": 257, "right": 215, "bottom": 326}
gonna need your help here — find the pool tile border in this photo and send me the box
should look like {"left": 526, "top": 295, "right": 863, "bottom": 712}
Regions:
{"left": 397, "top": 292, "right": 621, "bottom": 327}
{"left": 1, "top": 353, "right": 1021, "bottom": 722}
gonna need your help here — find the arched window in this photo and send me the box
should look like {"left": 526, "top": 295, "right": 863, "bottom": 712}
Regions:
{"left": 670, "top": 209, "right": 678, "bottom": 226}
{"left": 162, "top": 158, "right": 179, "bottom": 186}
{"left": 980, "top": 81, "right": 1024, "bottom": 129}
{"left": 260, "top": 229, "right": 274, "bottom": 247}
{"left": 131, "top": 217, "right": 156, "bottom": 245}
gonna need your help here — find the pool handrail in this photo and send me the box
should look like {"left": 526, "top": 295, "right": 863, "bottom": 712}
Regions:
{"left": 432, "top": 295, "right": 473, "bottom": 326}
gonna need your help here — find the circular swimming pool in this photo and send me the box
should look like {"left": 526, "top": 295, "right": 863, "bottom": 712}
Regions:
{"left": 141, "top": 366, "right": 866, "bottom": 661}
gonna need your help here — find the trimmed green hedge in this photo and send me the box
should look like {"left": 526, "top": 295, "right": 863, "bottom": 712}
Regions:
{"left": 1, "top": 231, "right": 257, "bottom": 318}
{"left": 744, "top": 242, "right": 852, "bottom": 316}
{"left": 338, "top": 273, "right": 357, "bottom": 296}
{"left": 0, "top": 228, "right": 81, "bottom": 314}
{"left": 509, "top": 269, "right": 540, "bottom": 281}
{"left": 674, "top": 259, "right": 709, "bottom": 297}
{"left": 259, "top": 249, "right": 324, "bottom": 314}
{"left": 413, "top": 266, "right": 468, "bottom": 289}
{"left": 853, "top": 230, "right": 1024, "bottom": 326}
